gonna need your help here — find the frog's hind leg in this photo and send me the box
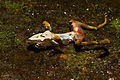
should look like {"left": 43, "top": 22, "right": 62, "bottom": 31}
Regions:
{"left": 76, "top": 38, "right": 110, "bottom": 46}
{"left": 70, "top": 13, "right": 107, "bottom": 30}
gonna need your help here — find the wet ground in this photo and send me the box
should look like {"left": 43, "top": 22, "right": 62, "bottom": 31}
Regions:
{"left": 0, "top": 0, "right": 120, "bottom": 80}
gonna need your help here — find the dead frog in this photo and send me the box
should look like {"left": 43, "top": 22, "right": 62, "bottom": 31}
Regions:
{"left": 28, "top": 13, "right": 110, "bottom": 54}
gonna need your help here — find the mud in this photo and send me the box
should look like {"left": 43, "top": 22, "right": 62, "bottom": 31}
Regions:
{"left": 0, "top": 0, "right": 120, "bottom": 80}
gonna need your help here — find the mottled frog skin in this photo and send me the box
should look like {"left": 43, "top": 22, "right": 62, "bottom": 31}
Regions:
{"left": 28, "top": 14, "right": 110, "bottom": 49}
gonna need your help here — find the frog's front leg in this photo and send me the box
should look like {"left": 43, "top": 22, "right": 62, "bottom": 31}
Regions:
{"left": 75, "top": 38, "right": 110, "bottom": 46}
{"left": 42, "top": 21, "right": 52, "bottom": 31}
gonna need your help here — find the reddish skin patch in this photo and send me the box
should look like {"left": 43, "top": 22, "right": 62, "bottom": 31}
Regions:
{"left": 73, "top": 26, "right": 85, "bottom": 42}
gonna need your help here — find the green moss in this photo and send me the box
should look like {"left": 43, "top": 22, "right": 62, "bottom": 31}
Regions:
{"left": 3, "top": 0, "right": 29, "bottom": 13}
{"left": 0, "top": 31, "right": 23, "bottom": 51}
{"left": 15, "top": 38, "right": 22, "bottom": 46}
{"left": 68, "top": 52, "right": 91, "bottom": 70}
{"left": 111, "top": 19, "right": 120, "bottom": 32}
{"left": 67, "top": 50, "right": 99, "bottom": 80}
{"left": 0, "top": 31, "right": 11, "bottom": 50}
{"left": 0, "top": 20, "right": 3, "bottom": 25}
{"left": 4, "top": 1, "right": 21, "bottom": 10}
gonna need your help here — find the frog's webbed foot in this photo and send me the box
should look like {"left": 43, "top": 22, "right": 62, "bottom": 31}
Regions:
{"left": 98, "top": 38, "right": 110, "bottom": 44}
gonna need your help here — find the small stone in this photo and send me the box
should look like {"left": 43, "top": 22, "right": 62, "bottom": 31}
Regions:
{"left": 37, "top": 13, "right": 39, "bottom": 14}
{"left": 28, "top": 10, "right": 31, "bottom": 12}
{"left": 109, "top": 78, "right": 114, "bottom": 80}
{"left": 107, "top": 70, "right": 112, "bottom": 74}
{"left": 27, "top": 28, "right": 30, "bottom": 31}
{"left": 32, "top": 13, "right": 34, "bottom": 16}
{"left": 32, "top": 32, "right": 35, "bottom": 34}
{"left": 64, "top": 12, "right": 67, "bottom": 14}
{"left": 82, "top": 67, "right": 87, "bottom": 72}
{"left": 86, "top": 8, "right": 89, "bottom": 11}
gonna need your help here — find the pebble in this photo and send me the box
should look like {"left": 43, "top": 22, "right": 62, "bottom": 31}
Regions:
{"left": 32, "top": 13, "right": 34, "bottom": 16}
{"left": 64, "top": 12, "right": 67, "bottom": 14}
{"left": 37, "top": 13, "right": 39, "bottom": 14}
{"left": 28, "top": 10, "right": 31, "bottom": 12}
{"left": 73, "top": 5, "right": 75, "bottom": 7}
{"left": 32, "top": 32, "right": 35, "bottom": 34}
{"left": 109, "top": 19, "right": 112, "bottom": 21}
{"left": 27, "top": 28, "right": 30, "bottom": 31}
{"left": 109, "top": 78, "right": 114, "bottom": 80}
{"left": 107, "top": 71, "right": 112, "bottom": 74}
{"left": 86, "top": 8, "right": 89, "bottom": 11}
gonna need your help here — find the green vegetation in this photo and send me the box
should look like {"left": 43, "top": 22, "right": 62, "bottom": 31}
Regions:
{"left": 111, "top": 18, "right": 120, "bottom": 32}
{"left": 66, "top": 50, "right": 98, "bottom": 80}
{"left": 4, "top": 1, "right": 21, "bottom": 10}
{"left": 0, "top": 31, "right": 13, "bottom": 50}
{"left": 3, "top": 1, "right": 29, "bottom": 11}
{"left": 0, "top": 20, "right": 3, "bottom": 25}
{"left": 3, "top": 0, "right": 31, "bottom": 18}
{"left": 0, "top": 31, "right": 23, "bottom": 51}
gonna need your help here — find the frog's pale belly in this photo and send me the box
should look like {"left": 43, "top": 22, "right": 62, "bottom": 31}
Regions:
{"left": 28, "top": 30, "right": 53, "bottom": 41}
{"left": 28, "top": 31, "right": 75, "bottom": 41}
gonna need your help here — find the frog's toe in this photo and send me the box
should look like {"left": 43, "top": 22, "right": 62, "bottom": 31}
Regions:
{"left": 99, "top": 38, "right": 110, "bottom": 44}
